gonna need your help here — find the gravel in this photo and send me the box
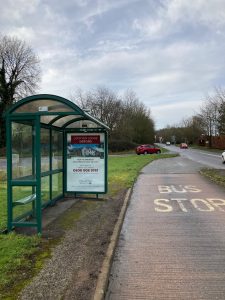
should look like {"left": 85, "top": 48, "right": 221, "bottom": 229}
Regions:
{"left": 18, "top": 191, "right": 126, "bottom": 300}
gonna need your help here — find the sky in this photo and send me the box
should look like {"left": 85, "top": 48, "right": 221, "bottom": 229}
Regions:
{"left": 1, "top": 0, "right": 225, "bottom": 129}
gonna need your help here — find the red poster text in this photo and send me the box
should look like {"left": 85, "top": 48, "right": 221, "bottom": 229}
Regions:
{"left": 71, "top": 135, "right": 100, "bottom": 144}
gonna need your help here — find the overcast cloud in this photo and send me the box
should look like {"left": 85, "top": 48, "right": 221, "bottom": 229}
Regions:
{"left": 1, "top": 0, "right": 225, "bottom": 128}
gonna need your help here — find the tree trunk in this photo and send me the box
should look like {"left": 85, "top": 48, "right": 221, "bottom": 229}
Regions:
{"left": 0, "top": 108, "right": 6, "bottom": 151}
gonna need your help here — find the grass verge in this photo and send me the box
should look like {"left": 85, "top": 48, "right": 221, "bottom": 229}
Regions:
{"left": 189, "top": 145, "right": 222, "bottom": 153}
{"left": 0, "top": 152, "right": 177, "bottom": 298}
{"left": 199, "top": 168, "right": 225, "bottom": 188}
{"left": 0, "top": 233, "right": 40, "bottom": 299}
{"left": 0, "top": 180, "right": 7, "bottom": 230}
{"left": 108, "top": 153, "right": 176, "bottom": 195}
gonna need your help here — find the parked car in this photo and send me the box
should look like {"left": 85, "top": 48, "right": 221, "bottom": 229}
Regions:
{"left": 180, "top": 143, "right": 188, "bottom": 149}
{"left": 136, "top": 144, "right": 161, "bottom": 155}
{"left": 166, "top": 141, "right": 171, "bottom": 145}
{"left": 222, "top": 151, "right": 225, "bottom": 163}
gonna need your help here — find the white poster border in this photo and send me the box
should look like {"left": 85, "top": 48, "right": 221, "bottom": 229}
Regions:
{"left": 66, "top": 132, "right": 106, "bottom": 193}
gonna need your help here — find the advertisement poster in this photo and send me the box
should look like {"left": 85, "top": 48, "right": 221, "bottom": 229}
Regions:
{"left": 67, "top": 133, "right": 105, "bottom": 192}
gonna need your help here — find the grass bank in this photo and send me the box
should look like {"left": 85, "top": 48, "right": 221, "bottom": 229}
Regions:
{"left": 0, "top": 233, "right": 40, "bottom": 299}
{"left": 108, "top": 153, "right": 175, "bottom": 195}
{"left": 0, "top": 181, "right": 7, "bottom": 230}
{"left": 0, "top": 152, "right": 177, "bottom": 298}
{"left": 189, "top": 145, "right": 222, "bottom": 153}
{"left": 200, "top": 168, "right": 225, "bottom": 188}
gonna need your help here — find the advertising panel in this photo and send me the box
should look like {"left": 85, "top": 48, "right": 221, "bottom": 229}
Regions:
{"left": 67, "top": 133, "right": 105, "bottom": 192}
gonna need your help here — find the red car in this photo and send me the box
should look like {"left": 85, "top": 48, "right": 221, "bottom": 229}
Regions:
{"left": 136, "top": 144, "right": 161, "bottom": 155}
{"left": 180, "top": 143, "right": 188, "bottom": 149}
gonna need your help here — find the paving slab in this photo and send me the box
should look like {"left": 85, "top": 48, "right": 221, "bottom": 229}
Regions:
{"left": 106, "top": 157, "right": 225, "bottom": 300}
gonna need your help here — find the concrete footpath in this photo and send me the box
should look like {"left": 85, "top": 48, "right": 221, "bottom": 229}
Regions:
{"left": 105, "top": 156, "right": 225, "bottom": 300}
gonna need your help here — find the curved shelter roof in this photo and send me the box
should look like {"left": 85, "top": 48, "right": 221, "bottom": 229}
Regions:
{"left": 5, "top": 94, "right": 110, "bottom": 130}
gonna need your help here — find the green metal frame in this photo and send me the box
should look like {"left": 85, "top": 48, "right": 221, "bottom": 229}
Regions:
{"left": 5, "top": 94, "right": 109, "bottom": 234}
{"left": 7, "top": 94, "right": 84, "bottom": 115}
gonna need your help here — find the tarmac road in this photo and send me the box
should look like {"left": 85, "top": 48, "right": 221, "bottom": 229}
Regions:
{"left": 105, "top": 156, "right": 225, "bottom": 299}
{"left": 159, "top": 143, "right": 225, "bottom": 169}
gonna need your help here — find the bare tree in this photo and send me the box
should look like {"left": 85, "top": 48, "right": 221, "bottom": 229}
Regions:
{"left": 179, "top": 115, "right": 205, "bottom": 144}
{"left": 114, "top": 89, "right": 155, "bottom": 144}
{"left": 0, "top": 35, "right": 41, "bottom": 148}
{"left": 73, "top": 87, "right": 155, "bottom": 150}
{"left": 74, "top": 86, "right": 123, "bottom": 134}
{"left": 213, "top": 87, "right": 225, "bottom": 135}
{"left": 200, "top": 95, "right": 218, "bottom": 136}
{"left": 157, "top": 88, "right": 225, "bottom": 146}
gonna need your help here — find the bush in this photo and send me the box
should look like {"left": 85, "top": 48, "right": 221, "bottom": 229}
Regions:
{"left": 108, "top": 139, "right": 138, "bottom": 152}
{"left": 0, "top": 148, "right": 6, "bottom": 157}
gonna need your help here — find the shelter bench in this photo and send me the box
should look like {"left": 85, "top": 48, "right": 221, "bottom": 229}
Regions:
{"left": 13, "top": 193, "right": 36, "bottom": 206}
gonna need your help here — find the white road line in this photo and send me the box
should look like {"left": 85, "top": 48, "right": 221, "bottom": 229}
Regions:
{"left": 197, "top": 151, "right": 221, "bottom": 158}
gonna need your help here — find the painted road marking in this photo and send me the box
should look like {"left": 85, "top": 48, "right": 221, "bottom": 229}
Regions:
{"left": 158, "top": 185, "right": 201, "bottom": 193}
{"left": 190, "top": 198, "right": 215, "bottom": 212}
{"left": 155, "top": 185, "right": 225, "bottom": 212}
{"left": 154, "top": 198, "right": 225, "bottom": 212}
{"left": 171, "top": 198, "right": 188, "bottom": 212}
{"left": 198, "top": 151, "right": 220, "bottom": 158}
{"left": 154, "top": 199, "right": 173, "bottom": 212}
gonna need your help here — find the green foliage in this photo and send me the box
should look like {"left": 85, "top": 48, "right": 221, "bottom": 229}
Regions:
{"left": 108, "top": 139, "right": 137, "bottom": 152}
{"left": 199, "top": 168, "right": 225, "bottom": 187}
{"left": 218, "top": 102, "right": 225, "bottom": 135}
{"left": 108, "top": 153, "right": 176, "bottom": 195}
{"left": 111, "top": 95, "right": 155, "bottom": 145}
{"left": 0, "top": 35, "right": 41, "bottom": 148}
{"left": 108, "top": 155, "right": 148, "bottom": 194}
{"left": 0, "top": 233, "right": 40, "bottom": 297}
{"left": 0, "top": 181, "right": 7, "bottom": 230}
{"left": 0, "top": 151, "right": 177, "bottom": 298}
{"left": 156, "top": 115, "right": 204, "bottom": 145}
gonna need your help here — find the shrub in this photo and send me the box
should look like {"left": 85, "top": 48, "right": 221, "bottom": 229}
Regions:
{"left": 108, "top": 139, "right": 138, "bottom": 152}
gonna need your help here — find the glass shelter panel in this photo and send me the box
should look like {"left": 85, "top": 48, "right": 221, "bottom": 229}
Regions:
{"left": 41, "top": 128, "right": 50, "bottom": 172}
{"left": 52, "top": 115, "right": 83, "bottom": 127}
{"left": 41, "top": 176, "right": 50, "bottom": 206}
{"left": 11, "top": 121, "right": 35, "bottom": 180}
{"left": 12, "top": 186, "right": 35, "bottom": 220}
{"left": 66, "top": 120, "right": 98, "bottom": 128}
{"left": 52, "top": 172, "right": 63, "bottom": 198}
{"left": 40, "top": 115, "right": 59, "bottom": 124}
{"left": 14, "top": 99, "right": 74, "bottom": 113}
{"left": 52, "top": 130, "right": 63, "bottom": 170}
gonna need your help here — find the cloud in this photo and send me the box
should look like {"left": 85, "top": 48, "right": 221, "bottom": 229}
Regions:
{"left": 167, "top": 0, "right": 225, "bottom": 27}
{"left": 38, "top": 34, "right": 225, "bottom": 118}
{"left": 1, "top": 0, "right": 40, "bottom": 20}
{"left": 151, "top": 99, "right": 204, "bottom": 128}
{"left": 6, "top": 26, "right": 36, "bottom": 42}
{"left": 1, "top": 0, "right": 225, "bottom": 129}
{"left": 132, "top": 0, "right": 225, "bottom": 40}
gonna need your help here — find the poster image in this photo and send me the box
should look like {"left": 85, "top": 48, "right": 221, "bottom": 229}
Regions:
{"left": 67, "top": 133, "right": 105, "bottom": 192}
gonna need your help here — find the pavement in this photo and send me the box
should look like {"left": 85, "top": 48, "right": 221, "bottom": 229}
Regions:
{"left": 105, "top": 156, "right": 225, "bottom": 300}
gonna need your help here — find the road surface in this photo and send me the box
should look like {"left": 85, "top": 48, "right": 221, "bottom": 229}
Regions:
{"left": 106, "top": 155, "right": 225, "bottom": 299}
{"left": 159, "top": 144, "right": 225, "bottom": 169}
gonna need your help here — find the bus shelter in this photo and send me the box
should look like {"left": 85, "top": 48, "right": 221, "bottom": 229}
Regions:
{"left": 5, "top": 94, "right": 109, "bottom": 233}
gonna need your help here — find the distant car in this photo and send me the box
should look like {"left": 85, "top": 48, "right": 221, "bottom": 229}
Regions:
{"left": 136, "top": 144, "right": 161, "bottom": 155}
{"left": 166, "top": 141, "right": 171, "bottom": 145}
{"left": 180, "top": 143, "right": 188, "bottom": 149}
{"left": 222, "top": 151, "right": 225, "bottom": 163}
